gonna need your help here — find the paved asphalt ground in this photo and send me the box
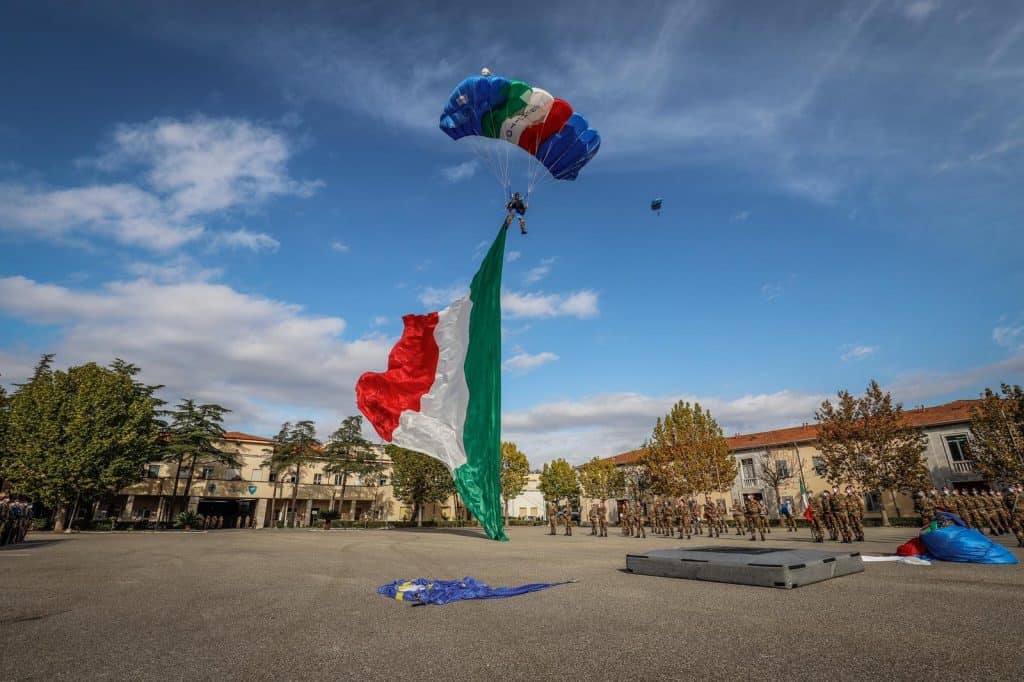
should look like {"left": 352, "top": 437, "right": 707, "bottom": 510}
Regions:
{"left": 2, "top": 525, "right": 1022, "bottom": 681}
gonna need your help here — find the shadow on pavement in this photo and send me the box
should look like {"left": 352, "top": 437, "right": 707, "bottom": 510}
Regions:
{"left": 0, "top": 539, "right": 62, "bottom": 551}
{"left": 389, "top": 527, "right": 492, "bottom": 540}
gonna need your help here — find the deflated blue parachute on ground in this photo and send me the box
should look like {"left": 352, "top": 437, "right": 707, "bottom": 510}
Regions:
{"left": 378, "top": 576, "right": 573, "bottom": 605}
{"left": 921, "top": 512, "right": 1018, "bottom": 564}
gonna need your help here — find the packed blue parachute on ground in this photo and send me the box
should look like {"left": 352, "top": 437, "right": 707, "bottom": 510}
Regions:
{"left": 921, "top": 512, "right": 1018, "bottom": 564}
{"left": 378, "top": 576, "right": 573, "bottom": 605}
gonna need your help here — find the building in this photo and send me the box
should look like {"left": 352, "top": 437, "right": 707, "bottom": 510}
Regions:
{"left": 504, "top": 473, "right": 546, "bottom": 520}
{"left": 114, "top": 432, "right": 460, "bottom": 527}
{"left": 596, "top": 399, "right": 982, "bottom": 521}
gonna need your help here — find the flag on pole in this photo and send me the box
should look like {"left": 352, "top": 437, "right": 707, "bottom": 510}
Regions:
{"left": 356, "top": 225, "right": 508, "bottom": 541}
{"left": 800, "top": 478, "right": 813, "bottom": 521}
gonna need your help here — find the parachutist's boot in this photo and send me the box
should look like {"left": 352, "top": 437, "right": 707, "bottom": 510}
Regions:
{"left": 519, "top": 218, "right": 527, "bottom": 234}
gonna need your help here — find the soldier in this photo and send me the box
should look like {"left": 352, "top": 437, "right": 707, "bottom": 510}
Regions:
{"left": 652, "top": 502, "right": 662, "bottom": 535}
{"left": 674, "top": 498, "right": 688, "bottom": 539}
{"left": 688, "top": 498, "right": 702, "bottom": 536}
{"left": 588, "top": 502, "right": 599, "bottom": 536}
{"left": 806, "top": 489, "right": 825, "bottom": 543}
{"left": 730, "top": 499, "right": 746, "bottom": 536}
{"left": 976, "top": 489, "right": 1006, "bottom": 535}
{"left": 597, "top": 501, "right": 608, "bottom": 537}
{"left": 561, "top": 503, "right": 573, "bottom": 536}
{"left": 633, "top": 501, "right": 646, "bottom": 538}
{"left": 915, "top": 491, "right": 935, "bottom": 528}
{"left": 820, "top": 491, "right": 837, "bottom": 541}
{"left": 843, "top": 486, "right": 865, "bottom": 542}
{"left": 743, "top": 494, "right": 766, "bottom": 541}
{"left": 830, "top": 486, "right": 852, "bottom": 543}
{"left": 1006, "top": 484, "right": 1024, "bottom": 547}
{"left": 0, "top": 494, "right": 10, "bottom": 546}
{"left": 620, "top": 503, "right": 632, "bottom": 536}
{"left": 701, "top": 499, "right": 717, "bottom": 539}
{"left": 715, "top": 499, "right": 729, "bottom": 536}
{"left": 779, "top": 498, "right": 797, "bottom": 532}
{"left": 18, "top": 498, "right": 33, "bottom": 543}
{"left": 547, "top": 501, "right": 558, "bottom": 536}
{"left": 990, "top": 490, "right": 1013, "bottom": 532}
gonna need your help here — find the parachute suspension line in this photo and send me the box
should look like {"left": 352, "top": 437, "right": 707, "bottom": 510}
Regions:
{"left": 465, "top": 82, "right": 512, "bottom": 203}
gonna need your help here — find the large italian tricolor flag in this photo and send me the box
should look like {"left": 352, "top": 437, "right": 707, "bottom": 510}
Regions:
{"left": 356, "top": 226, "right": 508, "bottom": 541}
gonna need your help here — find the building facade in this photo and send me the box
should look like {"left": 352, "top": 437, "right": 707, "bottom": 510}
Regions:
{"left": 504, "top": 473, "right": 546, "bottom": 520}
{"left": 596, "top": 399, "right": 983, "bottom": 521}
{"left": 114, "top": 432, "right": 460, "bottom": 527}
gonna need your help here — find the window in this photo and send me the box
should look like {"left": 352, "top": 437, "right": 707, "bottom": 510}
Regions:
{"left": 313, "top": 473, "right": 323, "bottom": 485}
{"left": 250, "top": 469, "right": 262, "bottom": 482}
{"left": 201, "top": 467, "right": 214, "bottom": 480}
{"left": 147, "top": 464, "right": 161, "bottom": 479}
{"left": 268, "top": 471, "right": 277, "bottom": 483}
{"left": 775, "top": 460, "right": 790, "bottom": 479}
{"left": 812, "top": 456, "right": 826, "bottom": 476}
{"left": 946, "top": 435, "right": 969, "bottom": 462}
{"left": 740, "top": 458, "right": 755, "bottom": 483}
{"left": 864, "top": 493, "right": 882, "bottom": 512}
{"left": 333, "top": 474, "right": 344, "bottom": 486}
{"left": 178, "top": 467, "right": 191, "bottom": 480}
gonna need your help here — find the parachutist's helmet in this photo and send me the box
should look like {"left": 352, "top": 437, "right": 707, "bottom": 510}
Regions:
{"left": 513, "top": 192, "right": 521, "bottom": 199}
{"left": 480, "top": 67, "right": 492, "bottom": 76}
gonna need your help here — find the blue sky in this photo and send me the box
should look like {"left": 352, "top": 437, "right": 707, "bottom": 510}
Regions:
{"left": 1, "top": 1, "right": 1023, "bottom": 465}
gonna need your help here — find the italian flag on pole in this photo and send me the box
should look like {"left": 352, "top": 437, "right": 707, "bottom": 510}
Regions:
{"left": 356, "top": 225, "right": 509, "bottom": 541}
{"left": 800, "top": 479, "right": 813, "bottom": 521}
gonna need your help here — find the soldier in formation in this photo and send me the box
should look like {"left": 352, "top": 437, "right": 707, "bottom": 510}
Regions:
{"left": 820, "top": 490, "right": 838, "bottom": 541}
{"left": 561, "top": 503, "right": 573, "bottom": 536}
{"left": 674, "top": 498, "right": 690, "bottom": 539}
{"left": 731, "top": 499, "right": 747, "bottom": 536}
{"left": 915, "top": 490, "right": 936, "bottom": 527}
{"left": 596, "top": 501, "right": 608, "bottom": 537}
{"left": 1007, "top": 484, "right": 1024, "bottom": 547}
{"left": 620, "top": 503, "right": 632, "bottom": 536}
{"left": 842, "top": 486, "right": 865, "bottom": 542}
{"left": 829, "top": 486, "right": 853, "bottom": 543}
{"left": 632, "top": 501, "right": 646, "bottom": 538}
{"left": 589, "top": 502, "right": 599, "bottom": 536}
{"left": 547, "top": 501, "right": 558, "bottom": 536}
{"left": 688, "top": 498, "right": 702, "bottom": 536}
{"left": 0, "top": 495, "right": 33, "bottom": 546}
{"left": 779, "top": 498, "right": 797, "bottom": 532}
{"left": 806, "top": 489, "right": 825, "bottom": 543}
{"left": 743, "top": 494, "right": 767, "bottom": 541}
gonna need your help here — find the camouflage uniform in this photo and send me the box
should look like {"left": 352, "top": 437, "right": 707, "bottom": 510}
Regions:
{"left": 688, "top": 498, "right": 702, "bottom": 536}
{"left": 562, "top": 504, "right": 573, "bottom": 536}
{"left": 620, "top": 504, "right": 632, "bottom": 536}
{"left": 703, "top": 500, "right": 719, "bottom": 538}
{"left": 989, "top": 490, "right": 1012, "bottom": 532}
{"left": 915, "top": 491, "right": 935, "bottom": 527}
{"left": 597, "top": 501, "right": 608, "bottom": 537}
{"left": 977, "top": 490, "right": 1006, "bottom": 535}
{"left": 830, "top": 489, "right": 853, "bottom": 543}
{"left": 820, "top": 492, "right": 838, "bottom": 541}
{"left": 674, "top": 499, "right": 689, "bottom": 539}
{"left": 547, "top": 502, "right": 558, "bottom": 535}
{"left": 744, "top": 495, "right": 766, "bottom": 541}
{"left": 731, "top": 500, "right": 746, "bottom": 536}
{"left": 0, "top": 496, "right": 9, "bottom": 546}
{"left": 1006, "top": 485, "right": 1024, "bottom": 547}
{"left": 807, "top": 491, "right": 825, "bottom": 543}
{"left": 588, "top": 503, "right": 599, "bottom": 536}
{"left": 843, "top": 487, "right": 865, "bottom": 542}
{"left": 633, "top": 502, "right": 646, "bottom": 538}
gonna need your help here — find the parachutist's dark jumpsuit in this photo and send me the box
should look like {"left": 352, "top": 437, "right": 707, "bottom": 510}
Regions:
{"left": 505, "top": 197, "right": 527, "bottom": 234}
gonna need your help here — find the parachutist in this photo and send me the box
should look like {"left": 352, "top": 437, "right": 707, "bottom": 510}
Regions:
{"left": 480, "top": 67, "right": 491, "bottom": 76}
{"left": 505, "top": 192, "right": 527, "bottom": 235}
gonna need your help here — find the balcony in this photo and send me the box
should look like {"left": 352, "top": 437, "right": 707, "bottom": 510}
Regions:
{"left": 741, "top": 477, "right": 758, "bottom": 488}
{"left": 951, "top": 460, "right": 974, "bottom": 474}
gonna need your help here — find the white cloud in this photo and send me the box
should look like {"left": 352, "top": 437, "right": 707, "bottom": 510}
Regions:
{"left": 210, "top": 229, "right": 280, "bottom": 253}
{"left": 992, "top": 321, "right": 1024, "bottom": 349}
{"left": 503, "top": 389, "right": 827, "bottom": 465}
{"left": 0, "top": 275, "right": 392, "bottom": 435}
{"left": 502, "top": 290, "right": 599, "bottom": 319}
{"left": 522, "top": 257, "right": 557, "bottom": 285}
{"left": 125, "top": 255, "right": 222, "bottom": 283}
{"left": 371, "top": 316, "right": 389, "bottom": 327}
{"left": 506, "top": 250, "right": 521, "bottom": 263}
{"left": 760, "top": 282, "right": 782, "bottom": 302}
{"left": 731, "top": 210, "right": 750, "bottom": 222}
{"left": 503, "top": 351, "right": 559, "bottom": 372}
{"left": 441, "top": 160, "right": 479, "bottom": 183}
{"left": 418, "top": 284, "right": 467, "bottom": 308}
{"left": 904, "top": 1, "right": 940, "bottom": 22}
{"left": 0, "top": 116, "right": 317, "bottom": 251}
{"left": 840, "top": 344, "right": 879, "bottom": 362}
{"left": 885, "top": 353, "right": 1024, "bottom": 403}
{"left": 330, "top": 240, "right": 350, "bottom": 253}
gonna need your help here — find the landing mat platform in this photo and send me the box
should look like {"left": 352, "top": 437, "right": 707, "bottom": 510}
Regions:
{"left": 626, "top": 546, "right": 864, "bottom": 589}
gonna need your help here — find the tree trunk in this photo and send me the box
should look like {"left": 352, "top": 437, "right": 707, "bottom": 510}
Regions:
{"left": 290, "top": 466, "right": 300, "bottom": 528}
{"left": 889, "top": 489, "right": 902, "bottom": 519}
{"left": 339, "top": 472, "right": 349, "bottom": 518}
{"left": 178, "top": 454, "right": 198, "bottom": 523}
{"left": 52, "top": 503, "right": 67, "bottom": 532}
{"left": 269, "top": 480, "right": 277, "bottom": 528}
{"left": 64, "top": 492, "right": 81, "bottom": 534}
{"left": 879, "top": 490, "right": 891, "bottom": 527}
{"left": 166, "top": 456, "right": 183, "bottom": 525}
{"left": 417, "top": 503, "right": 423, "bottom": 527}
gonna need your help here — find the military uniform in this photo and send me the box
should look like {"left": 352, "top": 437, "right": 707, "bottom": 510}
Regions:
{"left": 915, "top": 492, "right": 935, "bottom": 527}
{"left": 843, "top": 488, "right": 864, "bottom": 542}
{"left": 731, "top": 501, "right": 746, "bottom": 536}
{"left": 547, "top": 502, "right": 558, "bottom": 535}
{"left": 807, "top": 492, "right": 825, "bottom": 542}
{"left": 688, "top": 499, "right": 702, "bottom": 536}
{"left": 588, "top": 503, "right": 599, "bottom": 536}
{"left": 820, "top": 492, "right": 837, "bottom": 541}
{"left": 744, "top": 496, "right": 766, "bottom": 541}
{"left": 597, "top": 502, "right": 608, "bottom": 537}
{"left": 620, "top": 504, "right": 632, "bottom": 536}
{"left": 1006, "top": 486, "right": 1024, "bottom": 547}
{"left": 561, "top": 505, "right": 573, "bottom": 536}
{"left": 633, "top": 502, "right": 646, "bottom": 538}
{"left": 830, "top": 489, "right": 852, "bottom": 543}
{"left": 989, "top": 490, "right": 1012, "bottom": 532}
{"left": 674, "top": 499, "right": 688, "bottom": 539}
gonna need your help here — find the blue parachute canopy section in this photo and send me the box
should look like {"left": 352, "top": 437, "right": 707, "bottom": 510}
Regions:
{"left": 378, "top": 576, "right": 573, "bottom": 605}
{"left": 921, "top": 514, "right": 1018, "bottom": 564}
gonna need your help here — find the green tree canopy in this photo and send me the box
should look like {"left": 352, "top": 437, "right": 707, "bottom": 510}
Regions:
{"left": 387, "top": 445, "right": 456, "bottom": 526}
{"left": 816, "top": 380, "right": 930, "bottom": 525}
{"left": 266, "top": 420, "right": 320, "bottom": 527}
{"left": 538, "top": 458, "right": 579, "bottom": 505}
{"left": 577, "top": 456, "right": 625, "bottom": 501}
{"left": 163, "top": 398, "right": 233, "bottom": 523}
{"left": 500, "top": 441, "right": 531, "bottom": 514}
{"left": 4, "top": 355, "right": 163, "bottom": 529}
{"left": 324, "top": 415, "right": 383, "bottom": 515}
{"left": 969, "top": 383, "right": 1024, "bottom": 486}
{"left": 642, "top": 401, "right": 737, "bottom": 498}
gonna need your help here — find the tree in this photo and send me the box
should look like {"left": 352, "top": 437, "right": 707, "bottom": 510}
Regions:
{"left": 4, "top": 356, "right": 163, "bottom": 530}
{"left": 577, "top": 456, "right": 625, "bottom": 502}
{"left": 757, "top": 447, "right": 797, "bottom": 513}
{"left": 969, "top": 383, "right": 1024, "bottom": 486}
{"left": 388, "top": 445, "right": 456, "bottom": 526}
{"left": 324, "top": 416, "right": 383, "bottom": 518}
{"left": 500, "top": 441, "right": 530, "bottom": 519}
{"left": 0, "top": 380, "right": 9, "bottom": 491}
{"left": 163, "top": 399, "right": 234, "bottom": 524}
{"left": 641, "top": 401, "right": 737, "bottom": 500}
{"left": 266, "top": 421, "right": 320, "bottom": 527}
{"left": 816, "top": 380, "right": 930, "bottom": 526}
{"left": 538, "top": 458, "right": 579, "bottom": 507}
{"left": 622, "top": 463, "right": 652, "bottom": 502}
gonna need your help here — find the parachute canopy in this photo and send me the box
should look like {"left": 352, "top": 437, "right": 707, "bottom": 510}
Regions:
{"left": 650, "top": 198, "right": 663, "bottom": 212}
{"left": 439, "top": 74, "right": 600, "bottom": 182}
